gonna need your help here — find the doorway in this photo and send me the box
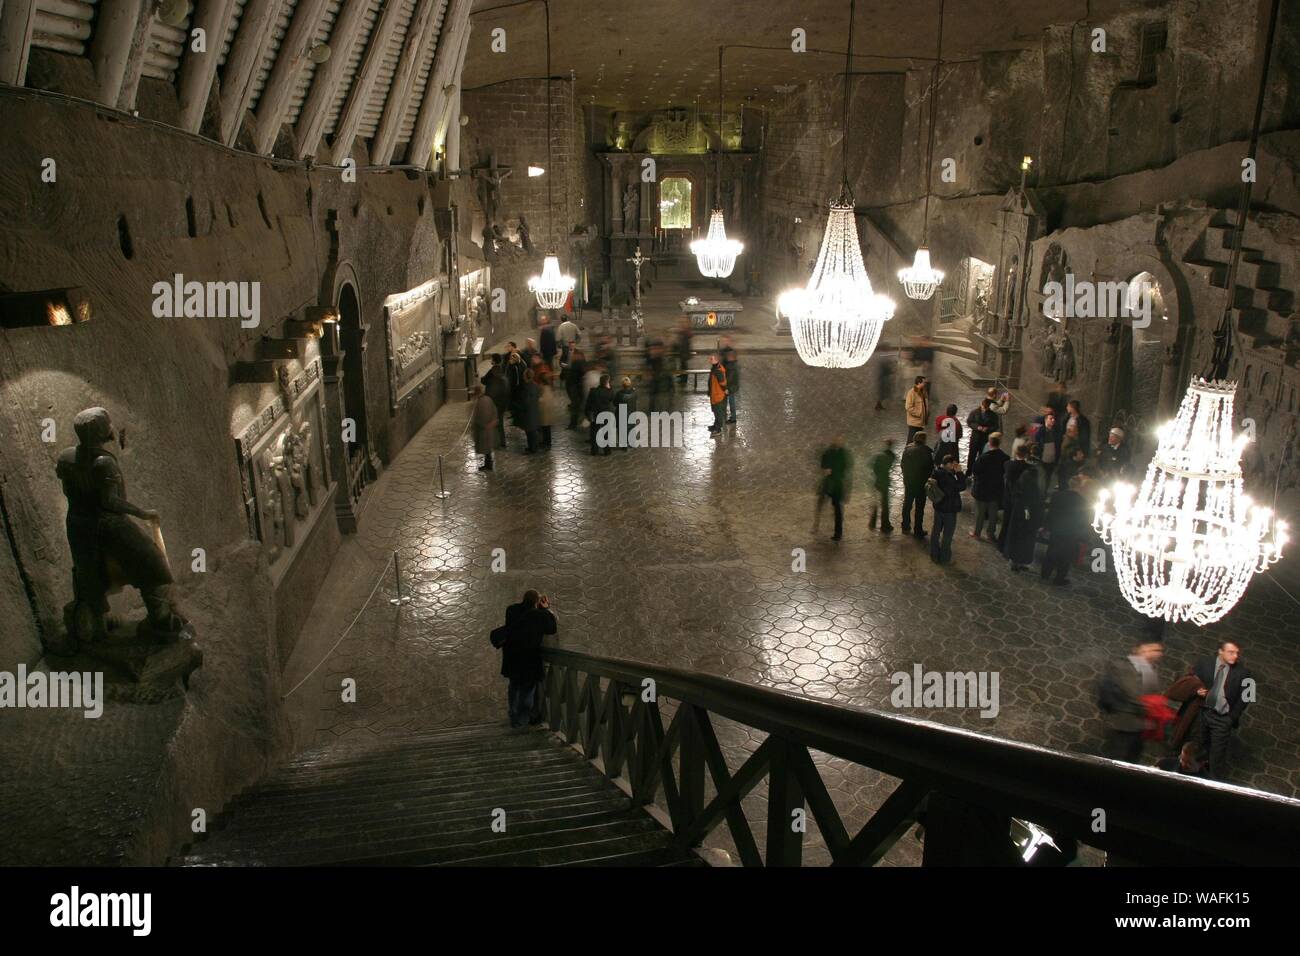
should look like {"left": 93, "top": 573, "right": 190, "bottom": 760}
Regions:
{"left": 337, "top": 282, "right": 374, "bottom": 504}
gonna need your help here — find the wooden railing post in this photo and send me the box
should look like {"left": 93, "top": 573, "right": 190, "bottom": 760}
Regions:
{"left": 678, "top": 706, "right": 707, "bottom": 832}
{"left": 765, "top": 738, "right": 806, "bottom": 867}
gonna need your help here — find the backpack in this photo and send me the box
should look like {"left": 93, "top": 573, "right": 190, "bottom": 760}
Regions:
{"left": 925, "top": 476, "right": 944, "bottom": 505}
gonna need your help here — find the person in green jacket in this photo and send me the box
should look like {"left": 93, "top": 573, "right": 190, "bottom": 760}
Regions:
{"left": 814, "top": 436, "right": 853, "bottom": 541}
{"left": 868, "top": 438, "right": 896, "bottom": 534}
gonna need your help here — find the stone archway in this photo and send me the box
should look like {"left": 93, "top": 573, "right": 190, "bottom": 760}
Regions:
{"left": 320, "top": 262, "right": 377, "bottom": 532}
{"left": 1106, "top": 262, "right": 1183, "bottom": 459}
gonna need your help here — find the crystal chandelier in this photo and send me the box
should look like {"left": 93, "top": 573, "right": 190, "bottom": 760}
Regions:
{"left": 898, "top": 0, "right": 945, "bottom": 301}
{"left": 1093, "top": 378, "right": 1286, "bottom": 625}
{"left": 693, "top": 46, "right": 743, "bottom": 279}
{"left": 898, "top": 247, "right": 943, "bottom": 300}
{"left": 779, "top": 0, "right": 894, "bottom": 369}
{"left": 528, "top": 254, "right": 575, "bottom": 310}
{"left": 692, "top": 209, "right": 743, "bottom": 278}
{"left": 779, "top": 197, "right": 895, "bottom": 368}
{"left": 527, "top": 4, "right": 574, "bottom": 309}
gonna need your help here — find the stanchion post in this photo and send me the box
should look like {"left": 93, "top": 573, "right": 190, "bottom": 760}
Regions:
{"left": 389, "top": 550, "right": 409, "bottom": 606}
{"left": 434, "top": 453, "right": 451, "bottom": 500}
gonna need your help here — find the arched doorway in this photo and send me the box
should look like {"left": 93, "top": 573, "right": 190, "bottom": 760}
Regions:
{"left": 330, "top": 279, "right": 377, "bottom": 530}
{"left": 1112, "top": 270, "right": 1174, "bottom": 459}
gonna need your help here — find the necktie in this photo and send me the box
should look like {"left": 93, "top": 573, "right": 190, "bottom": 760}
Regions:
{"left": 1208, "top": 662, "right": 1230, "bottom": 715}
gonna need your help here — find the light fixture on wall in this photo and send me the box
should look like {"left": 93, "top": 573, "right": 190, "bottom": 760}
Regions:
{"left": 778, "top": 0, "right": 894, "bottom": 368}
{"left": 691, "top": 46, "right": 743, "bottom": 278}
{"left": 1092, "top": 0, "right": 1286, "bottom": 627}
{"left": 0, "top": 287, "right": 92, "bottom": 328}
{"left": 528, "top": 1, "right": 575, "bottom": 310}
{"left": 897, "top": 0, "right": 945, "bottom": 301}
{"left": 528, "top": 165, "right": 545, "bottom": 177}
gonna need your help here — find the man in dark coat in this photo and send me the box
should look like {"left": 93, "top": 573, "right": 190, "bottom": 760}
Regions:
{"left": 900, "top": 432, "right": 934, "bottom": 538}
{"left": 1040, "top": 476, "right": 1088, "bottom": 584}
{"left": 928, "top": 455, "right": 967, "bottom": 564}
{"left": 585, "top": 373, "right": 615, "bottom": 455}
{"left": 815, "top": 435, "right": 853, "bottom": 541}
{"left": 614, "top": 377, "right": 637, "bottom": 451}
{"left": 520, "top": 369, "right": 541, "bottom": 453}
{"left": 997, "top": 445, "right": 1030, "bottom": 551}
{"left": 934, "top": 403, "right": 963, "bottom": 467}
{"left": 1097, "top": 426, "right": 1133, "bottom": 480}
{"left": 868, "top": 439, "right": 895, "bottom": 534}
{"left": 719, "top": 335, "right": 740, "bottom": 423}
{"left": 970, "top": 433, "right": 1009, "bottom": 541}
{"left": 1003, "top": 450, "right": 1044, "bottom": 571}
{"left": 1193, "top": 641, "right": 1253, "bottom": 781}
{"left": 496, "top": 590, "right": 558, "bottom": 728}
{"left": 1101, "top": 640, "right": 1163, "bottom": 763}
{"left": 1065, "top": 399, "right": 1092, "bottom": 456}
{"left": 481, "top": 354, "right": 510, "bottom": 449}
{"left": 539, "top": 316, "right": 558, "bottom": 368}
{"left": 965, "top": 399, "right": 997, "bottom": 472}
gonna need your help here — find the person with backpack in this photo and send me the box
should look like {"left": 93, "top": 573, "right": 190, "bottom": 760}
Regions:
{"left": 927, "top": 454, "right": 967, "bottom": 564}
{"left": 1100, "top": 640, "right": 1163, "bottom": 763}
{"left": 491, "top": 589, "right": 558, "bottom": 729}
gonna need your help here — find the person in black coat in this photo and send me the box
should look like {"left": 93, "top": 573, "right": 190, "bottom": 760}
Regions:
{"left": 928, "top": 455, "right": 967, "bottom": 564}
{"left": 966, "top": 399, "right": 997, "bottom": 472}
{"left": 565, "top": 348, "right": 587, "bottom": 429}
{"left": 585, "top": 374, "right": 614, "bottom": 455}
{"left": 519, "top": 369, "right": 541, "bottom": 453}
{"left": 970, "top": 433, "right": 1009, "bottom": 541}
{"left": 1003, "top": 450, "right": 1044, "bottom": 571}
{"left": 539, "top": 316, "right": 558, "bottom": 368}
{"left": 900, "top": 432, "right": 935, "bottom": 537}
{"left": 1192, "top": 641, "right": 1253, "bottom": 781}
{"left": 614, "top": 377, "right": 637, "bottom": 450}
{"left": 481, "top": 354, "right": 510, "bottom": 449}
{"left": 997, "top": 445, "right": 1029, "bottom": 550}
{"left": 496, "top": 590, "right": 558, "bottom": 728}
{"left": 1040, "top": 477, "right": 1088, "bottom": 584}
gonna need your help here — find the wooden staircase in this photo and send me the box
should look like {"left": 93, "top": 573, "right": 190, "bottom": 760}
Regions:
{"left": 176, "top": 724, "right": 705, "bottom": 867}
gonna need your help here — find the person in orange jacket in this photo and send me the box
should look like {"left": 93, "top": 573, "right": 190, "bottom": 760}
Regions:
{"left": 707, "top": 354, "right": 729, "bottom": 433}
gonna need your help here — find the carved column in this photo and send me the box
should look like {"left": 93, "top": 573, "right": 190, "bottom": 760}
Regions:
{"left": 1098, "top": 320, "right": 1125, "bottom": 432}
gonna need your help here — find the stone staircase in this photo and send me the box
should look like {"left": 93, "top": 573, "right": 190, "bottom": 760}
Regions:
{"left": 176, "top": 724, "right": 705, "bottom": 867}
{"left": 1183, "top": 210, "right": 1297, "bottom": 362}
{"left": 931, "top": 321, "right": 980, "bottom": 364}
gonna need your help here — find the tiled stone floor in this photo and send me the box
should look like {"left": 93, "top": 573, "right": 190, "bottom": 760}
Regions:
{"left": 284, "top": 351, "right": 1300, "bottom": 864}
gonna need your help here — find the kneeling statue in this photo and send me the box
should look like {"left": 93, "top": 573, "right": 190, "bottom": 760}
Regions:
{"left": 56, "top": 407, "right": 190, "bottom": 648}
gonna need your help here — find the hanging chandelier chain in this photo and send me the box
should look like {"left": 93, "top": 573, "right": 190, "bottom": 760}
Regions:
{"left": 840, "top": 0, "right": 855, "bottom": 200}
{"left": 544, "top": 0, "right": 553, "bottom": 249}
{"left": 717, "top": 45, "right": 724, "bottom": 209}
{"left": 921, "top": 0, "right": 944, "bottom": 246}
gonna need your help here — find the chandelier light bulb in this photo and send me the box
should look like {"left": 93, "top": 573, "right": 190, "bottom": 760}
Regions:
{"left": 1093, "top": 377, "right": 1285, "bottom": 625}
{"left": 691, "top": 209, "right": 744, "bottom": 278}
{"left": 779, "top": 200, "right": 894, "bottom": 369}
{"left": 528, "top": 253, "right": 575, "bottom": 310}
{"left": 898, "top": 246, "right": 944, "bottom": 300}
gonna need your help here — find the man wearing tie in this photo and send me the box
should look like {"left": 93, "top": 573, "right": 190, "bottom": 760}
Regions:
{"left": 1193, "top": 641, "right": 1253, "bottom": 781}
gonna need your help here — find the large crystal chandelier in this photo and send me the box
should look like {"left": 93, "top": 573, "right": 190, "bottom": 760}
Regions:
{"left": 527, "top": 4, "right": 574, "bottom": 309}
{"left": 692, "top": 208, "right": 743, "bottom": 279}
{"left": 528, "top": 254, "right": 575, "bottom": 309}
{"left": 778, "top": 0, "right": 894, "bottom": 369}
{"left": 897, "top": 0, "right": 945, "bottom": 301}
{"left": 778, "top": 196, "right": 895, "bottom": 368}
{"left": 693, "top": 47, "right": 743, "bottom": 279}
{"left": 1094, "top": 378, "right": 1286, "bottom": 625}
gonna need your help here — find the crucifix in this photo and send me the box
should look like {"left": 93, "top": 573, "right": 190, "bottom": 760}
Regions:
{"left": 470, "top": 151, "right": 512, "bottom": 227}
{"left": 625, "top": 245, "right": 648, "bottom": 331}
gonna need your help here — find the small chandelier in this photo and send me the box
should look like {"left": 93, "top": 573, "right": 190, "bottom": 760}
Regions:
{"left": 1093, "top": 378, "right": 1286, "bottom": 625}
{"left": 778, "top": 195, "right": 895, "bottom": 369}
{"left": 692, "top": 208, "right": 743, "bottom": 278}
{"left": 528, "top": 253, "right": 575, "bottom": 310}
{"left": 899, "top": 0, "right": 946, "bottom": 301}
{"left": 694, "top": 46, "right": 744, "bottom": 279}
{"left": 898, "top": 246, "right": 943, "bottom": 300}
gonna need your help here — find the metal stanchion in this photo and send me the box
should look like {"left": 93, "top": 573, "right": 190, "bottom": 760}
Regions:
{"left": 388, "top": 550, "right": 409, "bottom": 606}
{"left": 434, "top": 453, "right": 451, "bottom": 500}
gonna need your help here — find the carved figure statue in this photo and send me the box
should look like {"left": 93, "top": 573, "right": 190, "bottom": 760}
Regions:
{"left": 481, "top": 224, "right": 497, "bottom": 263}
{"left": 1052, "top": 333, "right": 1076, "bottom": 383}
{"left": 516, "top": 214, "right": 534, "bottom": 255}
{"left": 270, "top": 440, "right": 296, "bottom": 548}
{"left": 623, "top": 183, "right": 639, "bottom": 232}
{"left": 55, "top": 407, "right": 190, "bottom": 647}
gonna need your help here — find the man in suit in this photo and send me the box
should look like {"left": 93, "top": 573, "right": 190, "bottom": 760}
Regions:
{"left": 1193, "top": 641, "right": 1253, "bottom": 780}
{"left": 1101, "top": 640, "right": 1163, "bottom": 763}
{"left": 497, "top": 590, "right": 558, "bottom": 729}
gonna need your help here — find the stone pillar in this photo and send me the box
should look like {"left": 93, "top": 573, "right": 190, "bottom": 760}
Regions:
{"left": 1098, "top": 320, "right": 1124, "bottom": 432}
{"left": 1158, "top": 343, "right": 1183, "bottom": 418}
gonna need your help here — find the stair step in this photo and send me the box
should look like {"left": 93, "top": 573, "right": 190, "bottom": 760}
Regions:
{"left": 261, "top": 744, "right": 579, "bottom": 791}
{"left": 426, "top": 827, "right": 678, "bottom": 867}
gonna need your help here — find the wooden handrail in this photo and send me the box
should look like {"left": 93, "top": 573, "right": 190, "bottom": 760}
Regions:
{"left": 541, "top": 647, "right": 1300, "bottom": 866}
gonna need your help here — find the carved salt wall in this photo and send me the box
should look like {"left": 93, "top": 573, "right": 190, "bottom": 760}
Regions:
{"left": 383, "top": 280, "right": 443, "bottom": 410}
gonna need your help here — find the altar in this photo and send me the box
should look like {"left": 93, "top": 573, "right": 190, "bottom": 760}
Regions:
{"left": 681, "top": 298, "right": 742, "bottom": 330}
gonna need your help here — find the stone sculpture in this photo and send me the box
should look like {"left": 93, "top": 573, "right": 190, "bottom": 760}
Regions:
{"left": 623, "top": 183, "right": 639, "bottom": 232}
{"left": 55, "top": 407, "right": 191, "bottom": 648}
{"left": 516, "top": 214, "right": 534, "bottom": 255}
